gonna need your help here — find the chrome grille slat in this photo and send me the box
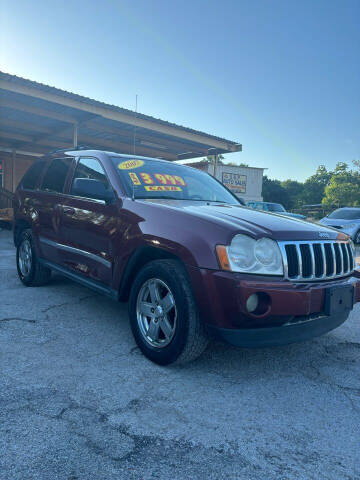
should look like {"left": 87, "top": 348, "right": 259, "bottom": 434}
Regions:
{"left": 295, "top": 244, "right": 303, "bottom": 278}
{"left": 309, "top": 244, "right": 316, "bottom": 279}
{"left": 330, "top": 243, "right": 337, "bottom": 275}
{"left": 320, "top": 243, "right": 327, "bottom": 277}
{"left": 278, "top": 240, "right": 354, "bottom": 282}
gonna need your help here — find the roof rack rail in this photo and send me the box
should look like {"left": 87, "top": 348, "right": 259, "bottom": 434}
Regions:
{"left": 48, "top": 145, "right": 91, "bottom": 154}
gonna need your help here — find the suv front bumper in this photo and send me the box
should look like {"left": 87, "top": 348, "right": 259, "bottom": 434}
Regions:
{"left": 187, "top": 266, "right": 360, "bottom": 347}
{"left": 207, "top": 311, "right": 350, "bottom": 347}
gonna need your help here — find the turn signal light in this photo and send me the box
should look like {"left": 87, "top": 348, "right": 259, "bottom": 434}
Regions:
{"left": 216, "top": 245, "right": 231, "bottom": 271}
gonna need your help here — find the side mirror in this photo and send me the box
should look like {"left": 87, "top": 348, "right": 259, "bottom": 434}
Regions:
{"left": 72, "top": 178, "right": 115, "bottom": 203}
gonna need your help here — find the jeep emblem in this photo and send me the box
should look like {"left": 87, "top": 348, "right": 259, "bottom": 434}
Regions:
{"left": 319, "top": 232, "right": 330, "bottom": 238}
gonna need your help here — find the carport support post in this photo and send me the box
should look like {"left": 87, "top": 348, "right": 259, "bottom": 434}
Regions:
{"left": 73, "top": 124, "right": 78, "bottom": 148}
{"left": 12, "top": 149, "right": 16, "bottom": 192}
{"left": 213, "top": 153, "right": 218, "bottom": 178}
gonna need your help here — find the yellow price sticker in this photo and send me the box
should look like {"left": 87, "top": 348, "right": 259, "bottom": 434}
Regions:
{"left": 144, "top": 185, "right": 182, "bottom": 192}
{"left": 118, "top": 159, "right": 144, "bottom": 170}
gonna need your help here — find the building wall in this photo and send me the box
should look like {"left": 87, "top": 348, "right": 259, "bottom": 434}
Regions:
{"left": 204, "top": 163, "right": 264, "bottom": 202}
{"left": 0, "top": 152, "right": 35, "bottom": 192}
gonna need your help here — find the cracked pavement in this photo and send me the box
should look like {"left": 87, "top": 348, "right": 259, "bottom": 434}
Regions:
{"left": 1, "top": 229, "right": 359, "bottom": 480}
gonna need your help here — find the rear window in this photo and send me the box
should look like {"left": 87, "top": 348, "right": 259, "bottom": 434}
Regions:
{"left": 328, "top": 208, "right": 360, "bottom": 220}
{"left": 41, "top": 158, "right": 73, "bottom": 193}
{"left": 267, "top": 203, "right": 286, "bottom": 213}
{"left": 21, "top": 160, "right": 46, "bottom": 190}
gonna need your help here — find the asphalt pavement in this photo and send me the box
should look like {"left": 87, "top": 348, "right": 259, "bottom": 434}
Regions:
{"left": 1, "top": 228, "right": 359, "bottom": 480}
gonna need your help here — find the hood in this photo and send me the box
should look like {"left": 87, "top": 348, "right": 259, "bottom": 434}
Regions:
{"left": 142, "top": 199, "right": 343, "bottom": 241}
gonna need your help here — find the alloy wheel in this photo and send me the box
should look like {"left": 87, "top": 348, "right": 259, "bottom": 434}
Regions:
{"left": 18, "top": 239, "right": 32, "bottom": 277}
{"left": 136, "top": 278, "right": 177, "bottom": 348}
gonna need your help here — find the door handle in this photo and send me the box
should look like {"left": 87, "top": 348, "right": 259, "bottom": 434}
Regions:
{"left": 63, "top": 207, "right": 75, "bottom": 215}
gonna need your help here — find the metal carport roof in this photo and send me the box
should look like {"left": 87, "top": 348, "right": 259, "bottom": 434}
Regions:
{"left": 0, "top": 71, "right": 242, "bottom": 161}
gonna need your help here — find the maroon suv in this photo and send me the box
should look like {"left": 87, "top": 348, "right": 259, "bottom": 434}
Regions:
{"left": 14, "top": 149, "right": 360, "bottom": 364}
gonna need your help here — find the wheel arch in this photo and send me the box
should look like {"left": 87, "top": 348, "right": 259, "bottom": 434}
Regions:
{"left": 14, "top": 219, "right": 32, "bottom": 247}
{"left": 118, "top": 245, "right": 187, "bottom": 301}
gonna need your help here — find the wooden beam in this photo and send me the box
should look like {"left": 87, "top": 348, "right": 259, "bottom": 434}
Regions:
{"left": 85, "top": 118, "right": 207, "bottom": 156}
{"left": 0, "top": 118, "right": 52, "bottom": 135}
{"left": 0, "top": 97, "right": 78, "bottom": 124}
{"left": 0, "top": 129, "right": 178, "bottom": 160}
{"left": 0, "top": 78, "right": 241, "bottom": 151}
{"left": 0, "top": 140, "right": 48, "bottom": 155}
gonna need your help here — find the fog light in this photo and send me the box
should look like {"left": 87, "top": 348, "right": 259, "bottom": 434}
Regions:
{"left": 246, "top": 294, "right": 259, "bottom": 313}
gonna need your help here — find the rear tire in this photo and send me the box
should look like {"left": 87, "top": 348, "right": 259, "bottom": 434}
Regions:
{"left": 129, "top": 259, "right": 208, "bottom": 365}
{"left": 16, "top": 229, "right": 51, "bottom": 286}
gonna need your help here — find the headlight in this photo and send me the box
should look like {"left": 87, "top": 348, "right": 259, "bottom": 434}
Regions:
{"left": 216, "top": 234, "right": 284, "bottom": 275}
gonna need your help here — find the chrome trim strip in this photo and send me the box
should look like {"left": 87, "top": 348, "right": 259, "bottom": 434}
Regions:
{"left": 278, "top": 239, "right": 354, "bottom": 282}
{"left": 330, "top": 243, "right": 336, "bottom": 275}
{"left": 338, "top": 243, "right": 344, "bottom": 275}
{"left": 295, "top": 244, "right": 303, "bottom": 278}
{"left": 309, "top": 244, "right": 315, "bottom": 279}
{"left": 320, "top": 243, "right": 327, "bottom": 278}
{"left": 342, "top": 243, "right": 350, "bottom": 273}
{"left": 39, "top": 236, "right": 111, "bottom": 268}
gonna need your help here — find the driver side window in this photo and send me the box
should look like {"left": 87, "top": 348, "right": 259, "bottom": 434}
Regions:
{"left": 71, "top": 157, "right": 110, "bottom": 199}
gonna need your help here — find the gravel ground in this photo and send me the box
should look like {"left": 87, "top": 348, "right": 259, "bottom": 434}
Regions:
{"left": 1, "top": 228, "right": 359, "bottom": 480}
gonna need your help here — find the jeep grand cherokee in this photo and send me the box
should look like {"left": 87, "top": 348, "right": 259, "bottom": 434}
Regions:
{"left": 13, "top": 150, "right": 360, "bottom": 365}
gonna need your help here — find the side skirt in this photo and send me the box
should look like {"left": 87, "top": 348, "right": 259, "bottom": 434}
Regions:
{"left": 39, "top": 259, "right": 118, "bottom": 300}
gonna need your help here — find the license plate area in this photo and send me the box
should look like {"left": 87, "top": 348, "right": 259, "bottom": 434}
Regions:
{"left": 324, "top": 285, "right": 354, "bottom": 316}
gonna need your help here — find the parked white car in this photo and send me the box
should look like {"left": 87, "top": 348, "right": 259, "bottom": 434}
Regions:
{"left": 319, "top": 208, "right": 360, "bottom": 244}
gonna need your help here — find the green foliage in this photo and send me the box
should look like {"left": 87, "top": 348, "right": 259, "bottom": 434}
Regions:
{"left": 262, "top": 176, "right": 290, "bottom": 208}
{"left": 263, "top": 161, "right": 360, "bottom": 211}
{"left": 322, "top": 161, "right": 360, "bottom": 207}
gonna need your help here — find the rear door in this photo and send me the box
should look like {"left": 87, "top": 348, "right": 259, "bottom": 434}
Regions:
{"left": 35, "top": 157, "right": 74, "bottom": 264}
{"left": 58, "top": 156, "right": 119, "bottom": 285}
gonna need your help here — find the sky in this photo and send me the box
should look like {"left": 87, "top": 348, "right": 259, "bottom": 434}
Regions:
{"left": 0, "top": 0, "right": 359, "bottom": 181}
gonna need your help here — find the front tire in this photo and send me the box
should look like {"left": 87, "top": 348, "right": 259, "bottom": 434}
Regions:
{"left": 129, "top": 259, "right": 208, "bottom": 365}
{"left": 16, "top": 229, "right": 51, "bottom": 286}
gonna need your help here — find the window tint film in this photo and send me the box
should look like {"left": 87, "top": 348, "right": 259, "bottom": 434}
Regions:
{"left": 41, "top": 158, "right": 73, "bottom": 193}
{"left": 70, "top": 157, "right": 111, "bottom": 199}
{"left": 112, "top": 157, "right": 239, "bottom": 204}
{"left": 21, "top": 160, "right": 46, "bottom": 190}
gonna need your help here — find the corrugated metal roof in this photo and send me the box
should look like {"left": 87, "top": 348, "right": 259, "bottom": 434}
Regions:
{"left": 0, "top": 71, "right": 240, "bottom": 147}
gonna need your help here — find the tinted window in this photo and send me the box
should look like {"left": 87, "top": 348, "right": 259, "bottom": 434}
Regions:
{"left": 112, "top": 157, "right": 239, "bottom": 204}
{"left": 21, "top": 160, "right": 46, "bottom": 190}
{"left": 328, "top": 208, "right": 360, "bottom": 220}
{"left": 71, "top": 157, "right": 110, "bottom": 197}
{"left": 41, "top": 158, "right": 73, "bottom": 193}
{"left": 267, "top": 203, "right": 286, "bottom": 213}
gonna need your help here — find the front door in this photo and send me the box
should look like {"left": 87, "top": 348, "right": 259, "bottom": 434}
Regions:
{"left": 58, "top": 156, "right": 119, "bottom": 285}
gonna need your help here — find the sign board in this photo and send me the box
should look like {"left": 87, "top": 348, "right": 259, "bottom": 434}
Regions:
{"left": 222, "top": 172, "right": 246, "bottom": 194}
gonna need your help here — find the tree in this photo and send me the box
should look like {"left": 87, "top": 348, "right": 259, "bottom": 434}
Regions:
{"left": 280, "top": 180, "right": 304, "bottom": 209}
{"left": 322, "top": 162, "right": 360, "bottom": 207}
{"left": 199, "top": 154, "right": 225, "bottom": 165}
{"left": 301, "top": 165, "right": 332, "bottom": 205}
{"left": 262, "top": 176, "right": 291, "bottom": 208}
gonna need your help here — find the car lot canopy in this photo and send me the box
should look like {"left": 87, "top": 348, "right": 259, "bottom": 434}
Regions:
{"left": 0, "top": 71, "right": 242, "bottom": 161}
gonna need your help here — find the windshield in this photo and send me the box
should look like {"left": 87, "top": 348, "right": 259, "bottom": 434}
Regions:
{"left": 112, "top": 157, "right": 240, "bottom": 204}
{"left": 328, "top": 208, "right": 360, "bottom": 220}
{"left": 267, "top": 203, "right": 286, "bottom": 212}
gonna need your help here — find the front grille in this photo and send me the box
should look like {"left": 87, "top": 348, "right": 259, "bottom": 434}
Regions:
{"left": 278, "top": 240, "right": 355, "bottom": 281}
